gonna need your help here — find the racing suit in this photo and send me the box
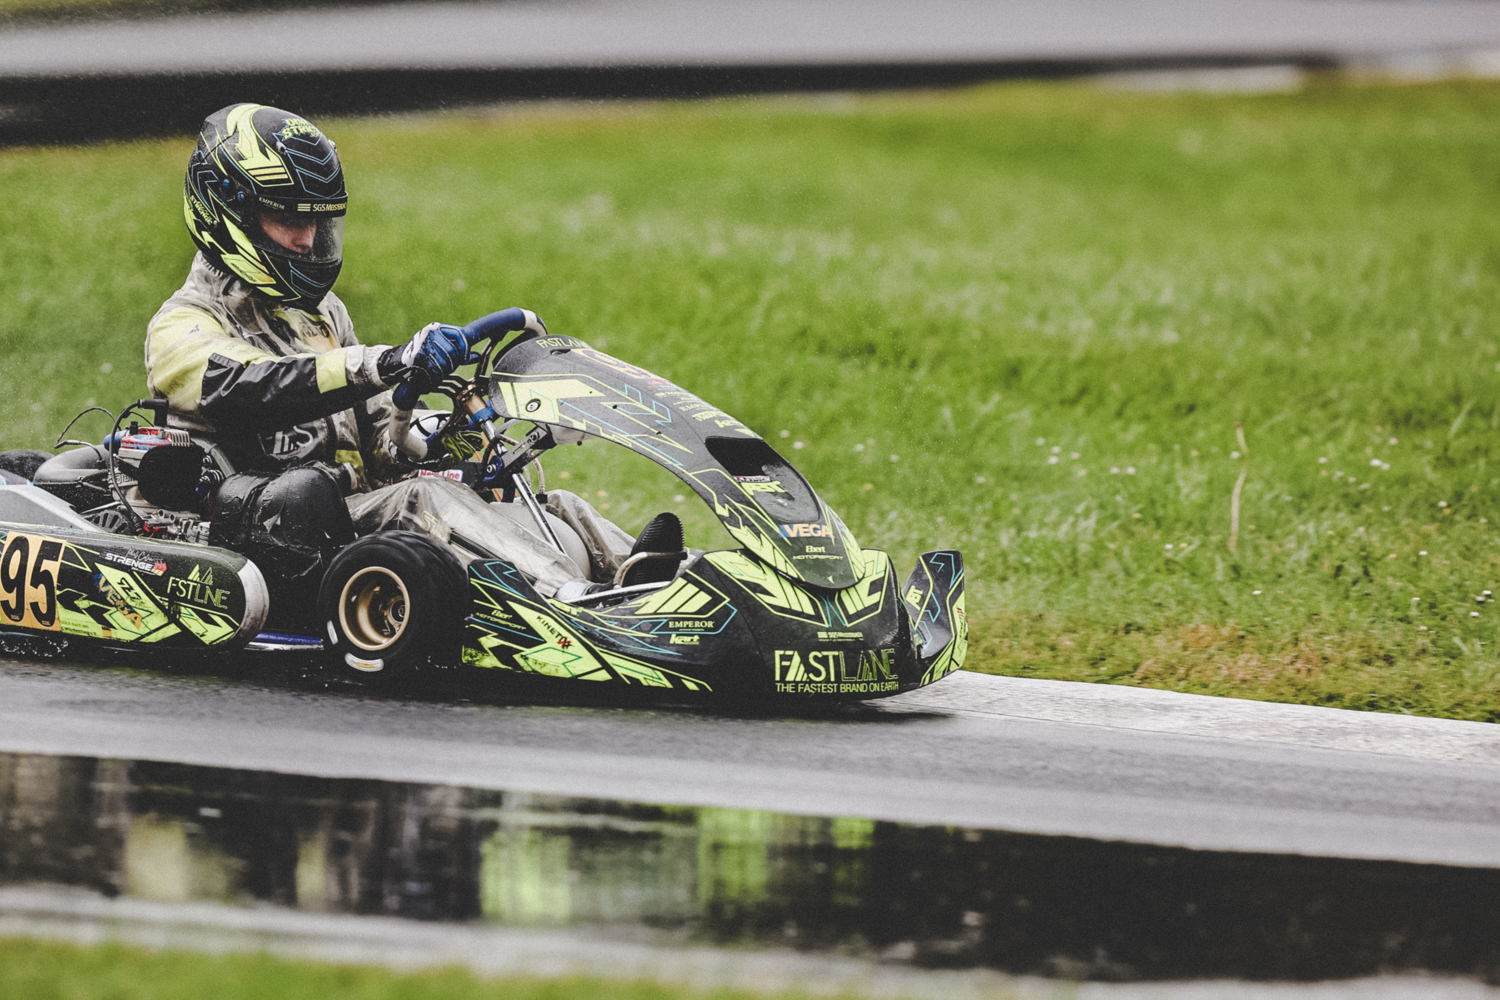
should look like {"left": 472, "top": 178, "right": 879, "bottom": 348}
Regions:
{"left": 144, "top": 253, "right": 631, "bottom": 608}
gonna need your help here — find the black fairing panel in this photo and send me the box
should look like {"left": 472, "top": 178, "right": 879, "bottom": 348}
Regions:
{"left": 902, "top": 550, "right": 969, "bottom": 688}
{"left": 485, "top": 335, "right": 859, "bottom": 590}
{"left": 461, "top": 547, "right": 918, "bottom": 700}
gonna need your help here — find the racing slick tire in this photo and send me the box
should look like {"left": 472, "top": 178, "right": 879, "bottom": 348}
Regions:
{"left": 317, "top": 531, "right": 468, "bottom": 680}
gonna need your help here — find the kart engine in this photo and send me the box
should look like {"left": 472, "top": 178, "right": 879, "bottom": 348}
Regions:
{"left": 31, "top": 403, "right": 220, "bottom": 542}
{"left": 114, "top": 424, "right": 218, "bottom": 541}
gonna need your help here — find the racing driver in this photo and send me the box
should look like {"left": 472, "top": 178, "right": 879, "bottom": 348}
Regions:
{"left": 146, "top": 103, "right": 678, "bottom": 622}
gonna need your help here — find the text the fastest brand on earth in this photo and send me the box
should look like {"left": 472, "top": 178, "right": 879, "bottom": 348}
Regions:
{"left": 773, "top": 647, "right": 899, "bottom": 695}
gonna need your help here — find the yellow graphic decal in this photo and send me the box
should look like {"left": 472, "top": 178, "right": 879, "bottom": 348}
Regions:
{"left": 466, "top": 633, "right": 509, "bottom": 669}
{"left": 952, "top": 590, "right": 969, "bottom": 666}
{"left": 224, "top": 104, "right": 292, "bottom": 186}
{"left": 602, "top": 651, "right": 712, "bottom": 692}
{"left": 494, "top": 379, "right": 606, "bottom": 426}
{"left": 183, "top": 197, "right": 222, "bottom": 252}
{"left": 94, "top": 566, "right": 179, "bottom": 643}
{"left": 835, "top": 550, "right": 890, "bottom": 624}
{"left": 601, "top": 652, "right": 672, "bottom": 688}
{"left": 512, "top": 605, "right": 610, "bottom": 681}
{"left": 832, "top": 513, "right": 864, "bottom": 576}
{"left": 919, "top": 589, "right": 969, "bottom": 686}
{"left": 174, "top": 605, "right": 239, "bottom": 646}
{"left": 465, "top": 574, "right": 716, "bottom": 692}
{"left": 713, "top": 505, "right": 801, "bottom": 580}
{"left": 705, "top": 551, "right": 819, "bottom": 620}
{"left": 215, "top": 217, "right": 279, "bottom": 292}
{"left": 629, "top": 579, "right": 716, "bottom": 618}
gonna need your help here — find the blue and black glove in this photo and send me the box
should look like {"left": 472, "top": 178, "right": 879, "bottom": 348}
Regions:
{"left": 380, "top": 323, "right": 474, "bottom": 410}
{"left": 382, "top": 310, "right": 550, "bottom": 411}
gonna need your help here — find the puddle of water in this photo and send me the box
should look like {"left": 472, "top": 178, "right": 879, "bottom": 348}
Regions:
{"left": 1, "top": 751, "right": 1499, "bottom": 983}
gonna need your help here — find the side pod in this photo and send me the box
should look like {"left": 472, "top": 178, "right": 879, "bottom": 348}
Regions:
{"left": 902, "top": 551, "right": 968, "bottom": 687}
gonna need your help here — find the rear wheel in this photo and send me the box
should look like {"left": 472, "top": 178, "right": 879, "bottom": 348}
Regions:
{"left": 317, "top": 531, "right": 469, "bottom": 679}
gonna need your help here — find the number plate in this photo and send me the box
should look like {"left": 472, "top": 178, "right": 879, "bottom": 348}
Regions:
{"left": 0, "top": 531, "right": 64, "bottom": 632}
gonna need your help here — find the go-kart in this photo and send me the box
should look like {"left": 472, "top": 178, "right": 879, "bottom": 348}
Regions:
{"left": 0, "top": 316, "right": 967, "bottom": 701}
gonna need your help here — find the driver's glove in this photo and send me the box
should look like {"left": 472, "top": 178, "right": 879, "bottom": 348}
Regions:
{"left": 378, "top": 323, "right": 474, "bottom": 408}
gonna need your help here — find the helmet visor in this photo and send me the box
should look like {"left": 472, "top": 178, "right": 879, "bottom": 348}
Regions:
{"left": 251, "top": 209, "right": 344, "bottom": 264}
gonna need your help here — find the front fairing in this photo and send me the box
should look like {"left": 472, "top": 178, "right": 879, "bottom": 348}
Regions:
{"left": 463, "top": 545, "right": 966, "bottom": 699}
{"left": 484, "top": 335, "right": 860, "bottom": 591}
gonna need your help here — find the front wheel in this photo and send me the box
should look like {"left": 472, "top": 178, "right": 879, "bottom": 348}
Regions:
{"left": 317, "top": 531, "right": 469, "bottom": 680}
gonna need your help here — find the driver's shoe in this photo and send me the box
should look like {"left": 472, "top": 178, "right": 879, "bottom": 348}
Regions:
{"left": 618, "top": 512, "right": 685, "bottom": 587}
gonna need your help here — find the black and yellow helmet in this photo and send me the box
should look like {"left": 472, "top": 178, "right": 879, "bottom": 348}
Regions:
{"left": 184, "top": 103, "right": 348, "bottom": 307}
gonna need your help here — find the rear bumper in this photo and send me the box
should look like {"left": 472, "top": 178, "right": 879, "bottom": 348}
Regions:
{"left": 0, "top": 517, "right": 266, "bottom": 651}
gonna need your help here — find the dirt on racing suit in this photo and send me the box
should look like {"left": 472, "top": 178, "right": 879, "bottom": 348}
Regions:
{"left": 144, "top": 253, "right": 631, "bottom": 606}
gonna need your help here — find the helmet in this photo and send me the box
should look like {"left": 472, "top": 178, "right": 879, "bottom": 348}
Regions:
{"left": 183, "top": 103, "right": 348, "bottom": 307}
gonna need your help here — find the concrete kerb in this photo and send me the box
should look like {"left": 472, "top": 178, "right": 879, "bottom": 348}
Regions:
{"left": 891, "top": 671, "right": 1500, "bottom": 768}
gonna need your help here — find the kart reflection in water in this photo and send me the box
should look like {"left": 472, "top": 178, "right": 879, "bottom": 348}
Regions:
{"left": 3, "top": 751, "right": 1500, "bottom": 983}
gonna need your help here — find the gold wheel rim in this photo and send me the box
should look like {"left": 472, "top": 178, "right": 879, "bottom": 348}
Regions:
{"left": 339, "top": 567, "right": 410, "bottom": 653}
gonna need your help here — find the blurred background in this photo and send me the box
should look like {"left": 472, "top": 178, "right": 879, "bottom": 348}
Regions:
{"left": 5, "top": 0, "right": 1500, "bottom": 142}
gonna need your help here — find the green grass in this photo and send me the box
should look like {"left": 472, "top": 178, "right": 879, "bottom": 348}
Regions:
{"left": 0, "top": 0, "right": 155, "bottom": 19}
{"left": 5, "top": 80, "right": 1500, "bottom": 718}
{"left": 0, "top": 0, "right": 361, "bottom": 24}
{"left": 0, "top": 0, "right": 214, "bottom": 22}
{"left": 0, "top": 937, "right": 847, "bottom": 1000}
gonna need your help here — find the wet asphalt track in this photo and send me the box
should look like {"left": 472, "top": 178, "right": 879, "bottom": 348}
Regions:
{"left": 2, "top": 654, "right": 1500, "bottom": 868}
